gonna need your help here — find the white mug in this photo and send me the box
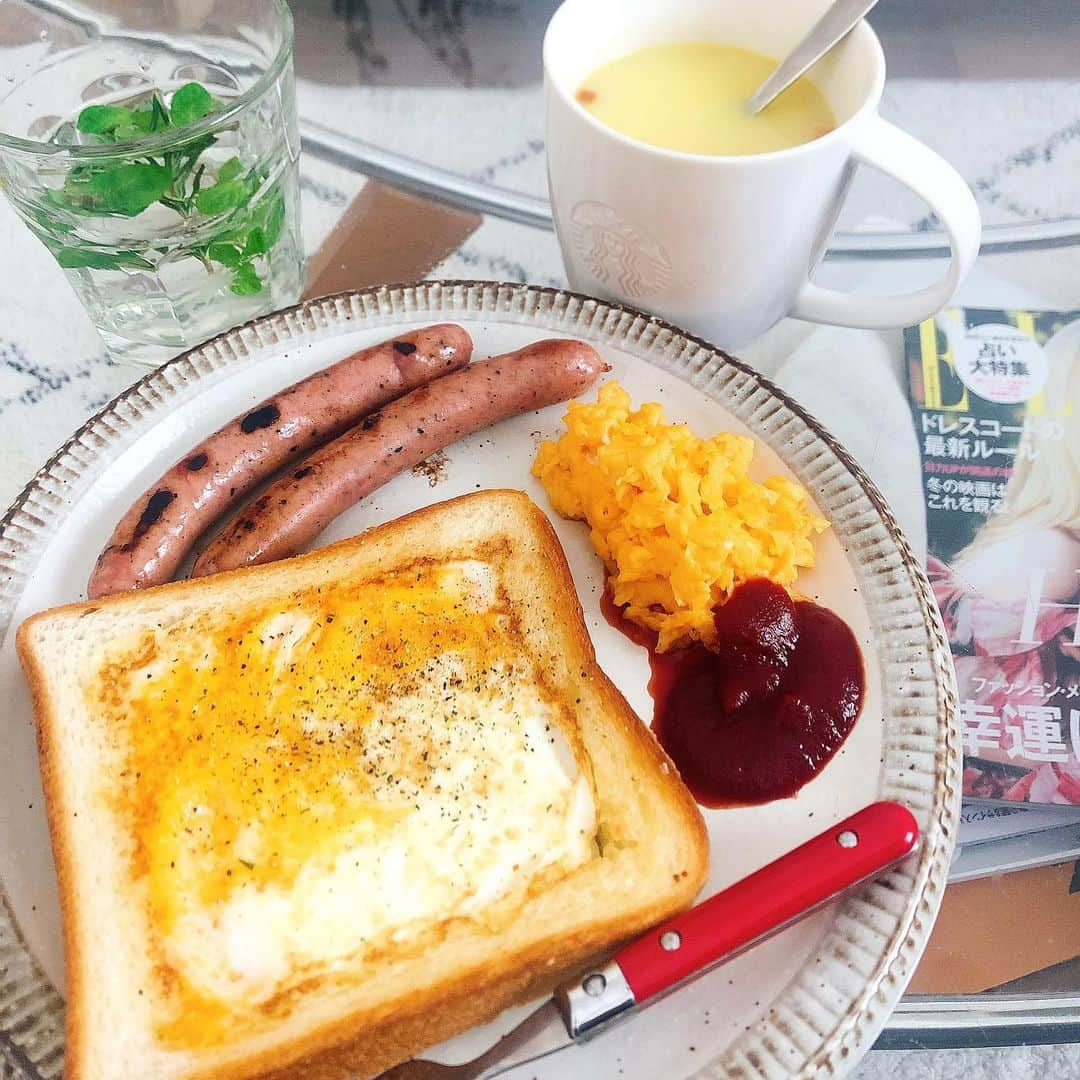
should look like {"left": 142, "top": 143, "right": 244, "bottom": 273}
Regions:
{"left": 543, "top": 0, "right": 982, "bottom": 348}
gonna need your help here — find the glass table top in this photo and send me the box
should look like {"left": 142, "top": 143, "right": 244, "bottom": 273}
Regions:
{"left": 290, "top": 0, "right": 1080, "bottom": 254}
{"left": 287, "top": 0, "right": 1080, "bottom": 1057}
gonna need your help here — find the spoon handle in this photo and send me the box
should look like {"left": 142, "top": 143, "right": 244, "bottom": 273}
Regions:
{"left": 746, "top": 0, "right": 881, "bottom": 115}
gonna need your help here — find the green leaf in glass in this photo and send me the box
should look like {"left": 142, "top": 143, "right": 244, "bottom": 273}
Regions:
{"left": 207, "top": 241, "right": 245, "bottom": 269}
{"left": 217, "top": 156, "right": 244, "bottom": 184}
{"left": 112, "top": 123, "right": 146, "bottom": 142}
{"left": 170, "top": 82, "right": 216, "bottom": 127}
{"left": 149, "top": 93, "right": 171, "bottom": 132}
{"left": 125, "top": 106, "right": 156, "bottom": 133}
{"left": 243, "top": 227, "right": 268, "bottom": 257}
{"left": 262, "top": 190, "right": 286, "bottom": 248}
{"left": 56, "top": 247, "right": 153, "bottom": 270}
{"left": 76, "top": 104, "right": 135, "bottom": 135}
{"left": 195, "top": 179, "right": 249, "bottom": 216}
{"left": 230, "top": 262, "right": 263, "bottom": 295}
{"left": 63, "top": 162, "right": 172, "bottom": 217}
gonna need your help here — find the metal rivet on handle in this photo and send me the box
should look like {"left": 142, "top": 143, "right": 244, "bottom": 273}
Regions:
{"left": 660, "top": 930, "right": 682, "bottom": 951}
{"left": 837, "top": 830, "right": 859, "bottom": 848}
{"left": 583, "top": 973, "right": 607, "bottom": 997}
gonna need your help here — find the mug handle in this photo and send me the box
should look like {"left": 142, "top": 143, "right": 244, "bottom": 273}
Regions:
{"left": 791, "top": 116, "right": 982, "bottom": 329}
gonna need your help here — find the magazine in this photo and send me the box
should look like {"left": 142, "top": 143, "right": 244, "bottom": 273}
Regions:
{"left": 950, "top": 821, "right": 1080, "bottom": 882}
{"left": 959, "top": 802, "right": 1080, "bottom": 846}
{"left": 904, "top": 307, "right": 1080, "bottom": 806}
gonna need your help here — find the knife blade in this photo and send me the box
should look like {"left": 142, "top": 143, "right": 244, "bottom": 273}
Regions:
{"left": 403, "top": 800, "right": 920, "bottom": 1079}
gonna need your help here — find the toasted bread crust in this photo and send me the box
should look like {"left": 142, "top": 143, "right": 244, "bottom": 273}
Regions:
{"left": 18, "top": 490, "right": 708, "bottom": 1080}
{"left": 16, "top": 628, "right": 92, "bottom": 1080}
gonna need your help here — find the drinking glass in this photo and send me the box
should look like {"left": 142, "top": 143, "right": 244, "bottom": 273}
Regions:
{"left": 0, "top": 0, "right": 305, "bottom": 366}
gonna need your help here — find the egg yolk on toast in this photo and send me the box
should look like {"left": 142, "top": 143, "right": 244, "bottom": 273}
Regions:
{"left": 90, "top": 556, "right": 597, "bottom": 1047}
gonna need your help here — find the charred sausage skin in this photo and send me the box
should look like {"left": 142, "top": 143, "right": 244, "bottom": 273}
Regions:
{"left": 88, "top": 324, "right": 473, "bottom": 598}
{"left": 191, "top": 339, "right": 606, "bottom": 576}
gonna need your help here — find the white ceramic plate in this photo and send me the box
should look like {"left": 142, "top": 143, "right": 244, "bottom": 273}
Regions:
{"left": 0, "top": 282, "right": 960, "bottom": 1080}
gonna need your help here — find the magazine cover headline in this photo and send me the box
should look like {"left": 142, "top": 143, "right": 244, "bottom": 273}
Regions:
{"left": 906, "top": 308, "right": 1080, "bottom": 806}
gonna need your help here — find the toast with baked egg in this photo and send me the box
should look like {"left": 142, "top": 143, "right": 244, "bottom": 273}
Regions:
{"left": 17, "top": 489, "right": 708, "bottom": 1080}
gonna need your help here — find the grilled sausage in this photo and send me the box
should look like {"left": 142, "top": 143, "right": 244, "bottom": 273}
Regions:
{"left": 88, "top": 324, "right": 473, "bottom": 598}
{"left": 191, "top": 338, "right": 606, "bottom": 576}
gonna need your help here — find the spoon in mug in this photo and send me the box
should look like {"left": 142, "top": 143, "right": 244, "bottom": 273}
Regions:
{"left": 745, "top": 0, "right": 882, "bottom": 114}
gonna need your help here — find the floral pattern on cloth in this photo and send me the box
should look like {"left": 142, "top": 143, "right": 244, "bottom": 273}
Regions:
{"left": 929, "top": 555, "right": 1080, "bottom": 804}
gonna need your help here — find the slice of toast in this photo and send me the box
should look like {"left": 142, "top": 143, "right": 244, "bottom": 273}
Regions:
{"left": 17, "top": 489, "right": 708, "bottom": 1080}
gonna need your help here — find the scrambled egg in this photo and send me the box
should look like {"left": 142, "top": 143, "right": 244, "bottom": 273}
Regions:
{"left": 532, "top": 382, "right": 828, "bottom": 651}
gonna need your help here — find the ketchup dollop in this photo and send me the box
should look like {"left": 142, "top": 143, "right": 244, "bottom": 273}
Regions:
{"left": 602, "top": 578, "right": 864, "bottom": 806}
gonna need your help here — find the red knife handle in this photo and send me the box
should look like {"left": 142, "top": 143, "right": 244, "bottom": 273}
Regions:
{"left": 616, "top": 801, "right": 918, "bottom": 1003}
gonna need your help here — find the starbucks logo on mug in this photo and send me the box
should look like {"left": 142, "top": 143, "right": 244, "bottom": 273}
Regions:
{"left": 570, "top": 201, "right": 672, "bottom": 299}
